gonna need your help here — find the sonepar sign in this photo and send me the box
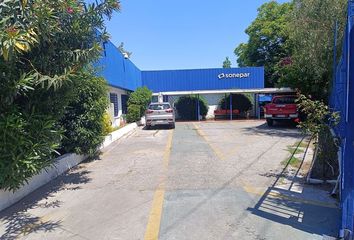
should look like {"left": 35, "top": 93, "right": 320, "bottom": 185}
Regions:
{"left": 218, "top": 73, "right": 250, "bottom": 79}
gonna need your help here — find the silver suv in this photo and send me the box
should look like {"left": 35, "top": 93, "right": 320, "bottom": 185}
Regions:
{"left": 145, "top": 102, "right": 175, "bottom": 129}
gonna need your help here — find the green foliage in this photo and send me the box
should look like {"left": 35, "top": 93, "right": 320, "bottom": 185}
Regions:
{"left": 59, "top": 72, "right": 108, "bottom": 156}
{"left": 0, "top": 109, "right": 62, "bottom": 191}
{"left": 297, "top": 94, "right": 340, "bottom": 135}
{"left": 175, "top": 96, "right": 208, "bottom": 120}
{"left": 277, "top": 0, "right": 347, "bottom": 101}
{"left": 235, "top": 1, "right": 293, "bottom": 87}
{"left": 219, "top": 94, "right": 253, "bottom": 113}
{"left": 127, "top": 104, "right": 142, "bottom": 123}
{"left": 0, "top": 0, "right": 120, "bottom": 190}
{"left": 222, "top": 57, "right": 232, "bottom": 68}
{"left": 296, "top": 96, "right": 340, "bottom": 180}
{"left": 127, "top": 87, "right": 152, "bottom": 123}
{"left": 103, "top": 112, "right": 114, "bottom": 136}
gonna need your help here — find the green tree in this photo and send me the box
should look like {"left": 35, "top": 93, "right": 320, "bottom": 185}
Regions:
{"left": 277, "top": 0, "right": 347, "bottom": 101}
{"left": 222, "top": 57, "right": 232, "bottom": 68}
{"left": 235, "top": 1, "right": 293, "bottom": 87}
{"left": 0, "top": 0, "right": 119, "bottom": 190}
{"left": 127, "top": 87, "right": 152, "bottom": 123}
{"left": 175, "top": 96, "right": 208, "bottom": 120}
{"left": 219, "top": 94, "right": 253, "bottom": 113}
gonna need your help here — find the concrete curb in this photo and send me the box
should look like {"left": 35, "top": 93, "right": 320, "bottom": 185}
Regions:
{"left": 0, "top": 153, "right": 86, "bottom": 212}
{"left": 101, "top": 122, "right": 138, "bottom": 149}
{"left": 0, "top": 122, "right": 139, "bottom": 212}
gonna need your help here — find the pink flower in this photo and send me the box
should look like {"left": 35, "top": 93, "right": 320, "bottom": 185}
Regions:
{"left": 67, "top": 7, "right": 74, "bottom": 14}
{"left": 281, "top": 57, "right": 293, "bottom": 66}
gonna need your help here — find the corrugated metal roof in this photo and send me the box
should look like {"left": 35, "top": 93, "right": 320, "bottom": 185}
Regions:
{"left": 97, "top": 41, "right": 265, "bottom": 93}
{"left": 142, "top": 67, "right": 264, "bottom": 92}
{"left": 97, "top": 41, "right": 142, "bottom": 91}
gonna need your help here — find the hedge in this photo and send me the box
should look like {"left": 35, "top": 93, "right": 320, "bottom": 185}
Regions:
{"left": 175, "top": 96, "right": 208, "bottom": 120}
{"left": 219, "top": 94, "right": 253, "bottom": 113}
{"left": 127, "top": 87, "right": 152, "bottom": 123}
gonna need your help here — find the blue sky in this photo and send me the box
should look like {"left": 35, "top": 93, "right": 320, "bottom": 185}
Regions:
{"left": 105, "top": 0, "right": 289, "bottom": 70}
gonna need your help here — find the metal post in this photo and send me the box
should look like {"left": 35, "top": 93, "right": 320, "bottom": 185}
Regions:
{"left": 230, "top": 93, "right": 233, "bottom": 121}
{"left": 224, "top": 93, "right": 227, "bottom": 110}
{"left": 254, "top": 93, "right": 259, "bottom": 119}
{"left": 197, "top": 94, "right": 201, "bottom": 121}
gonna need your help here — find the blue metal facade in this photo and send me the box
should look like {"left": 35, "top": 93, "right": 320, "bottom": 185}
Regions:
{"left": 97, "top": 40, "right": 142, "bottom": 91}
{"left": 330, "top": 0, "right": 354, "bottom": 234}
{"left": 97, "top": 41, "right": 264, "bottom": 93}
{"left": 141, "top": 67, "right": 264, "bottom": 92}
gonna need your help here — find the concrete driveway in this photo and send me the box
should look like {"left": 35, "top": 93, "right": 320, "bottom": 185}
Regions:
{"left": 0, "top": 121, "right": 339, "bottom": 240}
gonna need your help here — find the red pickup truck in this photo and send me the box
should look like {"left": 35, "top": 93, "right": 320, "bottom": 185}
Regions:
{"left": 264, "top": 95, "right": 299, "bottom": 126}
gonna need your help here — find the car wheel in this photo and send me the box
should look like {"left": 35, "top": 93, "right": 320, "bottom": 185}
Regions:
{"left": 145, "top": 125, "right": 150, "bottom": 130}
{"left": 170, "top": 123, "right": 175, "bottom": 129}
{"left": 266, "top": 119, "right": 274, "bottom": 127}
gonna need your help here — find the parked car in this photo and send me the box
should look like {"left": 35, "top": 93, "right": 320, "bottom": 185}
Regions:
{"left": 264, "top": 95, "right": 299, "bottom": 126}
{"left": 145, "top": 102, "right": 175, "bottom": 129}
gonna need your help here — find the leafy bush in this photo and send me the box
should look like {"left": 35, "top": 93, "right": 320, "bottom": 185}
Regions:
{"left": 59, "top": 72, "right": 108, "bottom": 156}
{"left": 0, "top": 109, "right": 62, "bottom": 191}
{"left": 127, "top": 87, "right": 152, "bottom": 123}
{"left": 175, "top": 96, "right": 208, "bottom": 120}
{"left": 219, "top": 94, "right": 253, "bottom": 113}
{"left": 0, "top": 0, "right": 119, "bottom": 190}
{"left": 103, "top": 112, "right": 114, "bottom": 136}
{"left": 297, "top": 94, "right": 340, "bottom": 180}
{"left": 127, "top": 104, "right": 141, "bottom": 123}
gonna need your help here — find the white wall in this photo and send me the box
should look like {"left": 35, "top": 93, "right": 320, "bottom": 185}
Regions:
{"left": 108, "top": 86, "right": 129, "bottom": 127}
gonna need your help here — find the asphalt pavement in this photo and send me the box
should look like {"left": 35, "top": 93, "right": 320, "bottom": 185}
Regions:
{"left": 0, "top": 121, "right": 340, "bottom": 240}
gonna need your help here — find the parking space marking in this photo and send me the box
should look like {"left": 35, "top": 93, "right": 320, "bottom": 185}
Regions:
{"left": 193, "top": 123, "right": 226, "bottom": 160}
{"left": 144, "top": 130, "right": 174, "bottom": 240}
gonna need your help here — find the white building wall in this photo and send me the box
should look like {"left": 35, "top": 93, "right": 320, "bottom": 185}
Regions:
{"left": 108, "top": 86, "right": 129, "bottom": 127}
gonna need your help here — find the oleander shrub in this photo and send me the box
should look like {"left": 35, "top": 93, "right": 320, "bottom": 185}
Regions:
{"left": 175, "top": 95, "right": 208, "bottom": 120}
{"left": 0, "top": 109, "right": 62, "bottom": 191}
{"left": 0, "top": 0, "right": 119, "bottom": 190}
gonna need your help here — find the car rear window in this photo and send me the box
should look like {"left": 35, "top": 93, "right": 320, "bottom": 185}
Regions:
{"left": 273, "top": 96, "right": 297, "bottom": 104}
{"left": 149, "top": 104, "right": 171, "bottom": 110}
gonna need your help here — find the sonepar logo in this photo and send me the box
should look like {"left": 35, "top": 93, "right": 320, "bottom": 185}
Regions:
{"left": 218, "top": 73, "right": 250, "bottom": 79}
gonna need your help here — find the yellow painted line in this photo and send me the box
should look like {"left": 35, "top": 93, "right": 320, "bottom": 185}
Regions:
{"left": 163, "top": 130, "right": 174, "bottom": 168}
{"left": 243, "top": 185, "right": 338, "bottom": 209}
{"left": 193, "top": 123, "right": 226, "bottom": 160}
{"left": 144, "top": 130, "right": 174, "bottom": 240}
{"left": 144, "top": 189, "right": 166, "bottom": 240}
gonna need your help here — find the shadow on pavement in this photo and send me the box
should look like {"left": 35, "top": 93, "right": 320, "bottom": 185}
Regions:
{"left": 242, "top": 122, "right": 303, "bottom": 139}
{"left": 0, "top": 165, "right": 91, "bottom": 240}
{"left": 247, "top": 139, "right": 340, "bottom": 238}
{"left": 143, "top": 125, "right": 173, "bottom": 131}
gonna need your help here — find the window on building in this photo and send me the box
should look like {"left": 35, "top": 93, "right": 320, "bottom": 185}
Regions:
{"left": 151, "top": 96, "right": 158, "bottom": 103}
{"left": 121, "top": 94, "right": 128, "bottom": 114}
{"left": 110, "top": 93, "right": 119, "bottom": 117}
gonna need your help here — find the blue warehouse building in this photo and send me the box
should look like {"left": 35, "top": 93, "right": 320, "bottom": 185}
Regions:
{"left": 142, "top": 67, "right": 264, "bottom": 92}
{"left": 98, "top": 40, "right": 288, "bottom": 126}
